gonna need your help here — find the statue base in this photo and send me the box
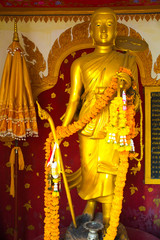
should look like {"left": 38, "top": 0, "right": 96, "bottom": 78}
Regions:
{"left": 65, "top": 213, "right": 129, "bottom": 240}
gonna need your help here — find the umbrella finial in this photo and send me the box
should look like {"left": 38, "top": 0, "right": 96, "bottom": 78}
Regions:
{"left": 13, "top": 18, "right": 19, "bottom": 42}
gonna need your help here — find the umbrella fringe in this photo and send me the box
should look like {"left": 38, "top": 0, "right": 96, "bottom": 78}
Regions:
{"left": 0, "top": 105, "right": 38, "bottom": 140}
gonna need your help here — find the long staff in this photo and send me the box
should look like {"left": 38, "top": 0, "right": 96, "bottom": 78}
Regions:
{"left": 36, "top": 101, "right": 77, "bottom": 228}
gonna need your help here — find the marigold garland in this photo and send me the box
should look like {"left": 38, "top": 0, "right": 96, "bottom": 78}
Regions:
{"left": 103, "top": 151, "right": 129, "bottom": 240}
{"left": 103, "top": 76, "right": 137, "bottom": 239}
{"left": 44, "top": 141, "right": 60, "bottom": 240}
{"left": 55, "top": 75, "right": 118, "bottom": 139}
{"left": 44, "top": 67, "right": 139, "bottom": 240}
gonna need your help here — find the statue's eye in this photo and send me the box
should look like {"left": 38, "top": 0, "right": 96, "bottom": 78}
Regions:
{"left": 107, "top": 22, "right": 113, "bottom": 27}
{"left": 96, "top": 23, "right": 101, "bottom": 27}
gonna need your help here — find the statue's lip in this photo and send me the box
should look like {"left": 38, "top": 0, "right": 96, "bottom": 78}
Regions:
{"left": 100, "top": 33, "right": 108, "bottom": 39}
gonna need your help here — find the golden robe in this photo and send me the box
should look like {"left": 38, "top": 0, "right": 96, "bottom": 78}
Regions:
{"left": 77, "top": 50, "right": 138, "bottom": 202}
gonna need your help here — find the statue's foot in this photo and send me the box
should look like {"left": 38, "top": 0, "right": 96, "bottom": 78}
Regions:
{"left": 83, "top": 200, "right": 96, "bottom": 220}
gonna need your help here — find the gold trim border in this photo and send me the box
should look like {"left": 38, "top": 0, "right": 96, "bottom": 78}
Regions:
{"left": 145, "top": 87, "right": 160, "bottom": 185}
{"left": 1, "top": 13, "right": 160, "bottom": 23}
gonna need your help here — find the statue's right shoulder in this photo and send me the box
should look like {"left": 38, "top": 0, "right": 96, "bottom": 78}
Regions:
{"left": 71, "top": 52, "right": 94, "bottom": 69}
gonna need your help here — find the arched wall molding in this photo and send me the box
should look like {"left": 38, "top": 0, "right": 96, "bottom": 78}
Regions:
{"left": 22, "top": 20, "right": 159, "bottom": 101}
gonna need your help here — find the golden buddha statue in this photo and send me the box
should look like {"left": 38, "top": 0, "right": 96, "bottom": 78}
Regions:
{"left": 62, "top": 7, "right": 139, "bottom": 229}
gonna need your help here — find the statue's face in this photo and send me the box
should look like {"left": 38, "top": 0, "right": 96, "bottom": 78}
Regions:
{"left": 91, "top": 13, "right": 117, "bottom": 46}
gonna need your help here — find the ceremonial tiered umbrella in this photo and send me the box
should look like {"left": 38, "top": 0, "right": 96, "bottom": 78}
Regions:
{"left": 0, "top": 20, "right": 38, "bottom": 240}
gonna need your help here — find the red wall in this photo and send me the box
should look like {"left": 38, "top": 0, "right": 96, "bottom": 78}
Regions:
{"left": 0, "top": 0, "right": 160, "bottom": 8}
{"left": 0, "top": 48, "right": 160, "bottom": 240}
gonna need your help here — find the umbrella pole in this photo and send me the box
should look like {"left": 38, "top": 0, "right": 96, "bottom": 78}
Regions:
{"left": 14, "top": 139, "right": 18, "bottom": 240}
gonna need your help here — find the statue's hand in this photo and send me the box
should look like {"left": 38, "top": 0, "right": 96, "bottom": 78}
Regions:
{"left": 117, "top": 72, "right": 131, "bottom": 90}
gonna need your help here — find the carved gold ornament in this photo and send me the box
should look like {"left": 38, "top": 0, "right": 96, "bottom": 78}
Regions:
{"left": 21, "top": 20, "right": 160, "bottom": 101}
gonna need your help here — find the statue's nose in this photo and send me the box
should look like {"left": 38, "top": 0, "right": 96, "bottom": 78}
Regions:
{"left": 102, "top": 25, "right": 107, "bottom": 33}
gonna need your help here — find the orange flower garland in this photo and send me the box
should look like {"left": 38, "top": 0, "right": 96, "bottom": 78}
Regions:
{"left": 104, "top": 151, "right": 130, "bottom": 240}
{"left": 44, "top": 133, "right": 60, "bottom": 240}
{"left": 44, "top": 67, "right": 138, "bottom": 240}
{"left": 55, "top": 75, "right": 118, "bottom": 139}
{"left": 104, "top": 76, "right": 137, "bottom": 240}
{"left": 43, "top": 72, "right": 118, "bottom": 240}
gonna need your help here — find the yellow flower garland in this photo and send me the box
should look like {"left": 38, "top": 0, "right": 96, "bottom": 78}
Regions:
{"left": 44, "top": 67, "right": 138, "bottom": 240}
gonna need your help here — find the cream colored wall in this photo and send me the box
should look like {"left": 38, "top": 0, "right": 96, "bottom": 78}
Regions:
{"left": 0, "top": 18, "right": 83, "bottom": 80}
{"left": 0, "top": 14, "right": 159, "bottom": 82}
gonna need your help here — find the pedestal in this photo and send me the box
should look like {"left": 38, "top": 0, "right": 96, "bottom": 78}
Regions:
{"left": 65, "top": 213, "right": 129, "bottom": 240}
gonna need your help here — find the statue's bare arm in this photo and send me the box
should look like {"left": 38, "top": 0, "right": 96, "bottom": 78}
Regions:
{"left": 62, "top": 59, "right": 83, "bottom": 127}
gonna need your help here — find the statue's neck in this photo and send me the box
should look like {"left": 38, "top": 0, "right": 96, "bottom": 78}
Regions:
{"left": 94, "top": 45, "right": 113, "bottom": 54}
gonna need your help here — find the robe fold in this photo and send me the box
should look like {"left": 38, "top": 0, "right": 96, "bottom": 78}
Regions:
{"left": 75, "top": 50, "right": 138, "bottom": 201}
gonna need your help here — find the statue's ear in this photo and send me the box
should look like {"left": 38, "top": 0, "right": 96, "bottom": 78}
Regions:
{"left": 90, "top": 29, "right": 95, "bottom": 45}
{"left": 113, "top": 31, "right": 117, "bottom": 45}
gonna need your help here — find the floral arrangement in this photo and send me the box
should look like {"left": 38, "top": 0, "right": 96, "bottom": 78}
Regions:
{"left": 44, "top": 67, "right": 138, "bottom": 240}
{"left": 106, "top": 95, "right": 131, "bottom": 151}
{"left": 104, "top": 78, "right": 137, "bottom": 239}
